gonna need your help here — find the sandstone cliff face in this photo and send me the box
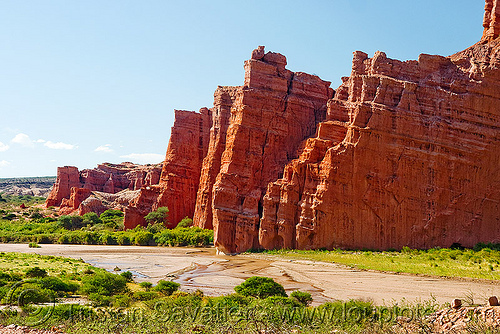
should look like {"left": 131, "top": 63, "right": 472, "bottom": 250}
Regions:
{"left": 259, "top": 40, "right": 500, "bottom": 251}
{"left": 209, "top": 51, "right": 333, "bottom": 253}
{"left": 46, "top": 166, "right": 80, "bottom": 207}
{"left": 193, "top": 86, "right": 240, "bottom": 229}
{"left": 483, "top": 0, "right": 500, "bottom": 42}
{"left": 124, "top": 109, "right": 212, "bottom": 228}
{"left": 49, "top": 1, "right": 500, "bottom": 253}
{"left": 46, "top": 162, "right": 162, "bottom": 214}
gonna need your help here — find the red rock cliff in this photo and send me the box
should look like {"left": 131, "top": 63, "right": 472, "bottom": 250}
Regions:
{"left": 53, "top": 1, "right": 500, "bottom": 254}
{"left": 193, "top": 86, "right": 240, "bottom": 229}
{"left": 258, "top": 40, "right": 500, "bottom": 250}
{"left": 46, "top": 162, "right": 162, "bottom": 213}
{"left": 124, "top": 109, "right": 211, "bottom": 228}
{"left": 209, "top": 50, "right": 333, "bottom": 253}
{"left": 483, "top": 0, "right": 500, "bottom": 42}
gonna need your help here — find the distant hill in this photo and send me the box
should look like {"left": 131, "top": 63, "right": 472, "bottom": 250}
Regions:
{"left": 0, "top": 176, "right": 56, "bottom": 197}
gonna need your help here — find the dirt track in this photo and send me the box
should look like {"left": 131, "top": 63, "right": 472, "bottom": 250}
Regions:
{"left": 1, "top": 244, "right": 498, "bottom": 306}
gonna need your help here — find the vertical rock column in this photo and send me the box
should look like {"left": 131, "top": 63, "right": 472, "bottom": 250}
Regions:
{"left": 45, "top": 166, "right": 81, "bottom": 207}
{"left": 211, "top": 47, "right": 332, "bottom": 254}
{"left": 194, "top": 86, "right": 240, "bottom": 229}
{"left": 483, "top": 0, "right": 500, "bottom": 42}
{"left": 154, "top": 108, "right": 212, "bottom": 226}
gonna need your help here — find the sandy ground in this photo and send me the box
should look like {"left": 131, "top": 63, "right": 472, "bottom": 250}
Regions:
{"left": 1, "top": 243, "right": 498, "bottom": 306}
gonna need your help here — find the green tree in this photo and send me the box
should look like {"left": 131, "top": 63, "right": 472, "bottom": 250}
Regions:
{"left": 144, "top": 207, "right": 169, "bottom": 225}
{"left": 234, "top": 276, "right": 287, "bottom": 299}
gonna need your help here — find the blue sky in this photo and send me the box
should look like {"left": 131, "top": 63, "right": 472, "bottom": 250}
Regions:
{"left": 0, "top": 1, "right": 484, "bottom": 177}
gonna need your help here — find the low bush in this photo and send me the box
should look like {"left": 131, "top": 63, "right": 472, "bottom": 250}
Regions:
{"left": 133, "top": 291, "right": 159, "bottom": 301}
{"left": 290, "top": 290, "right": 313, "bottom": 306}
{"left": 25, "top": 266, "right": 47, "bottom": 278}
{"left": 144, "top": 207, "right": 169, "bottom": 226}
{"left": 153, "top": 280, "right": 180, "bottom": 296}
{"left": 134, "top": 231, "right": 154, "bottom": 246}
{"left": 139, "top": 281, "right": 153, "bottom": 291}
{"left": 120, "top": 271, "right": 133, "bottom": 282}
{"left": 155, "top": 227, "right": 213, "bottom": 246}
{"left": 81, "top": 271, "right": 128, "bottom": 296}
{"left": 234, "top": 276, "right": 287, "bottom": 299}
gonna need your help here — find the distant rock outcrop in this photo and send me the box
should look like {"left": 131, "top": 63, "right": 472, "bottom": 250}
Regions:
{"left": 46, "top": 162, "right": 162, "bottom": 215}
{"left": 0, "top": 177, "right": 55, "bottom": 197}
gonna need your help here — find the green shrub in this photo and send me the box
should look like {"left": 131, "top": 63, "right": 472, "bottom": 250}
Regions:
{"left": 100, "top": 209, "right": 123, "bottom": 220}
{"left": 36, "top": 234, "right": 52, "bottom": 244}
{"left": 234, "top": 276, "right": 287, "bottom": 299}
{"left": 38, "top": 276, "right": 78, "bottom": 294}
{"left": 176, "top": 217, "right": 193, "bottom": 228}
{"left": 28, "top": 242, "right": 41, "bottom": 248}
{"left": 25, "top": 266, "right": 47, "bottom": 278}
{"left": 144, "top": 207, "right": 169, "bottom": 226}
{"left": 116, "top": 234, "right": 131, "bottom": 245}
{"left": 113, "top": 294, "right": 131, "bottom": 307}
{"left": 153, "top": 280, "right": 180, "bottom": 296}
{"left": 260, "top": 295, "right": 302, "bottom": 308}
{"left": 57, "top": 215, "right": 84, "bottom": 230}
{"left": 81, "top": 271, "right": 127, "bottom": 296}
{"left": 290, "top": 290, "right": 313, "bottom": 306}
{"left": 120, "top": 271, "right": 133, "bottom": 282}
{"left": 82, "top": 212, "right": 102, "bottom": 226}
{"left": 139, "top": 281, "right": 153, "bottom": 291}
{"left": 154, "top": 227, "right": 213, "bottom": 246}
{"left": 134, "top": 231, "right": 154, "bottom": 246}
{"left": 88, "top": 293, "right": 112, "bottom": 307}
{"left": 133, "top": 291, "right": 159, "bottom": 301}
{"left": 98, "top": 232, "right": 117, "bottom": 245}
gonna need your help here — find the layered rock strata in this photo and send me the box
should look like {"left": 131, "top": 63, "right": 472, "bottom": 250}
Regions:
{"left": 123, "top": 48, "right": 332, "bottom": 238}
{"left": 259, "top": 41, "right": 500, "bottom": 251}
{"left": 483, "top": 0, "right": 500, "bottom": 42}
{"left": 49, "top": 1, "right": 500, "bottom": 253}
{"left": 209, "top": 52, "right": 333, "bottom": 253}
{"left": 124, "top": 109, "right": 212, "bottom": 228}
{"left": 46, "top": 162, "right": 162, "bottom": 214}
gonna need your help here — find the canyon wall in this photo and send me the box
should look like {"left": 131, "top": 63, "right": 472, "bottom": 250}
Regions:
{"left": 124, "top": 109, "right": 212, "bottom": 228}
{"left": 260, "top": 43, "right": 500, "bottom": 251}
{"left": 49, "top": 1, "right": 500, "bottom": 253}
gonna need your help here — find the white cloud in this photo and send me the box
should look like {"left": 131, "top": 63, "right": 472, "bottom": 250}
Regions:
{"left": 36, "top": 139, "right": 46, "bottom": 143}
{"left": 0, "top": 142, "right": 9, "bottom": 152}
{"left": 11, "top": 133, "right": 34, "bottom": 148}
{"left": 0, "top": 160, "right": 10, "bottom": 167}
{"left": 95, "top": 144, "right": 114, "bottom": 153}
{"left": 44, "top": 141, "right": 77, "bottom": 150}
{"left": 120, "top": 153, "right": 164, "bottom": 164}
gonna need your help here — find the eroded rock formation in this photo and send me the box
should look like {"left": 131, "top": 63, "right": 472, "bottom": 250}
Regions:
{"left": 260, "top": 42, "right": 500, "bottom": 251}
{"left": 483, "top": 0, "right": 500, "bottom": 42}
{"left": 46, "top": 162, "right": 162, "bottom": 215}
{"left": 124, "top": 109, "right": 212, "bottom": 228}
{"left": 51, "top": 1, "right": 500, "bottom": 253}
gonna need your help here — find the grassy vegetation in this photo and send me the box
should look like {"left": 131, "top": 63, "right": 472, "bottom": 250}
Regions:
{"left": 253, "top": 246, "right": 500, "bottom": 281}
{"left": 0, "top": 194, "right": 213, "bottom": 247}
{"left": 0, "top": 253, "right": 443, "bottom": 333}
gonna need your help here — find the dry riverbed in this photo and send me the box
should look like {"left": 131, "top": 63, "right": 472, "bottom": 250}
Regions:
{"left": 1, "top": 244, "right": 498, "bottom": 306}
